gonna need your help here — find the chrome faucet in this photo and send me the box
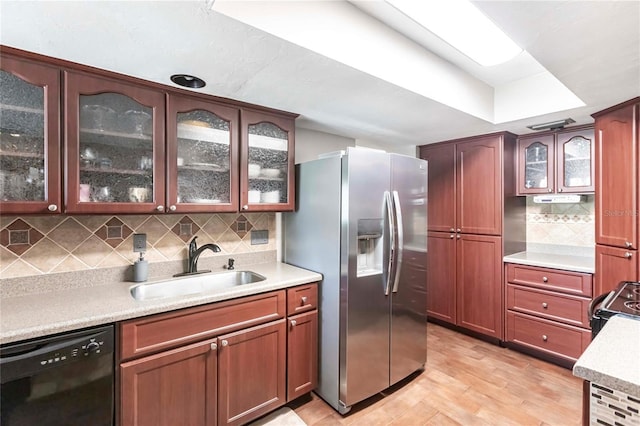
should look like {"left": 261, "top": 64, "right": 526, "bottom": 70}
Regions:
{"left": 186, "top": 236, "right": 221, "bottom": 274}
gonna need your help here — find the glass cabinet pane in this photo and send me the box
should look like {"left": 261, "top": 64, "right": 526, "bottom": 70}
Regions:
{"left": 562, "top": 136, "right": 591, "bottom": 187}
{"left": 78, "top": 93, "right": 154, "bottom": 203}
{"left": 247, "top": 122, "right": 289, "bottom": 204}
{"left": 0, "top": 70, "right": 46, "bottom": 201}
{"left": 523, "top": 142, "right": 549, "bottom": 189}
{"left": 176, "top": 111, "right": 231, "bottom": 204}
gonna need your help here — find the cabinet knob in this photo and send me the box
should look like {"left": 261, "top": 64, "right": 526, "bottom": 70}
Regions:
{"left": 290, "top": 320, "right": 297, "bottom": 327}
{"left": 169, "top": 205, "right": 177, "bottom": 212}
{"left": 542, "top": 276, "right": 548, "bottom": 282}
{"left": 456, "top": 235, "right": 461, "bottom": 239}
{"left": 548, "top": 188, "right": 553, "bottom": 193}
{"left": 301, "top": 296, "right": 308, "bottom": 305}
{"left": 211, "top": 343, "right": 217, "bottom": 351}
{"left": 450, "top": 228, "right": 455, "bottom": 232}
{"left": 542, "top": 302, "right": 548, "bottom": 309}
{"left": 456, "top": 228, "right": 461, "bottom": 233}
{"left": 558, "top": 188, "right": 563, "bottom": 192}
{"left": 450, "top": 235, "right": 455, "bottom": 239}
{"left": 242, "top": 205, "right": 248, "bottom": 210}
{"left": 156, "top": 205, "right": 164, "bottom": 212}
{"left": 221, "top": 340, "right": 228, "bottom": 347}
{"left": 542, "top": 335, "right": 548, "bottom": 342}
{"left": 625, "top": 252, "right": 633, "bottom": 259}
{"left": 47, "top": 204, "right": 58, "bottom": 212}
{"left": 626, "top": 241, "right": 633, "bottom": 248}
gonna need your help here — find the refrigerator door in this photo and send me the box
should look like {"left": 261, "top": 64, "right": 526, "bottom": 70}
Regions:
{"left": 340, "top": 148, "right": 391, "bottom": 408}
{"left": 389, "top": 154, "right": 428, "bottom": 385}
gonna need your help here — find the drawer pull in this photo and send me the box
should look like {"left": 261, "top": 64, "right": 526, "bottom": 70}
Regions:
{"left": 301, "top": 296, "right": 308, "bottom": 305}
{"left": 290, "top": 319, "right": 297, "bottom": 327}
{"left": 542, "top": 276, "right": 548, "bottom": 282}
{"left": 542, "top": 335, "right": 548, "bottom": 342}
{"left": 542, "top": 302, "right": 548, "bottom": 309}
{"left": 624, "top": 252, "right": 633, "bottom": 259}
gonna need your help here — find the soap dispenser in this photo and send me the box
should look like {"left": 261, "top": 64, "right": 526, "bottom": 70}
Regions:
{"left": 133, "top": 252, "right": 148, "bottom": 282}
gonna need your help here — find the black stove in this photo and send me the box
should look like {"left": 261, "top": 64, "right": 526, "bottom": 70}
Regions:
{"left": 590, "top": 281, "right": 640, "bottom": 338}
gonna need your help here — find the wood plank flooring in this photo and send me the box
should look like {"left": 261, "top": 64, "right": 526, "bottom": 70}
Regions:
{"left": 289, "top": 323, "right": 583, "bottom": 425}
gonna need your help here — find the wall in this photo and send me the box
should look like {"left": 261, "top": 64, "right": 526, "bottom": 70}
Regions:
{"left": 525, "top": 195, "right": 595, "bottom": 249}
{"left": 0, "top": 212, "right": 276, "bottom": 279}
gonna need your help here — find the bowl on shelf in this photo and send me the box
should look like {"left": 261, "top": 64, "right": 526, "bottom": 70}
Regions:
{"left": 81, "top": 105, "right": 116, "bottom": 131}
{"left": 248, "top": 190, "right": 261, "bottom": 203}
{"left": 123, "top": 110, "right": 152, "bottom": 135}
{"left": 261, "top": 190, "right": 280, "bottom": 203}
{"left": 248, "top": 163, "right": 261, "bottom": 178}
{"left": 261, "top": 168, "right": 281, "bottom": 178}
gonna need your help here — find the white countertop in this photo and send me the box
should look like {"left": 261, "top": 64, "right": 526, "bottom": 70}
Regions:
{"left": 0, "top": 262, "right": 322, "bottom": 345}
{"left": 503, "top": 251, "right": 595, "bottom": 274}
{"left": 573, "top": 315, "right": 640, "bottom": 397}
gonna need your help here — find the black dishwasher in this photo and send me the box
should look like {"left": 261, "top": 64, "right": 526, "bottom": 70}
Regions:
{"left": 0, "top": 324, "right": 114, "bottom": 426}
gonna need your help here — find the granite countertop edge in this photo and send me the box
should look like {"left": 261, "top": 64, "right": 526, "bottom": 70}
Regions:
{"left": 503, "top": 251, "right": 595, "bottom": 274}
{"left": 0, "top": 262, "right": 322, "bottom": 345}
{"left": 572, "top": 315, "right": 640, "bottom": 397}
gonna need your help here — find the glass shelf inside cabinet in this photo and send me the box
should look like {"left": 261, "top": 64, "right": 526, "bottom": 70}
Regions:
{"left": 176, "top": 111, "right": 232, "bottom": 204}
{"left": 0, "top": 70, "right": 46, "bottom": 202}
{"left": 78, "top": 93, "right": 154, "bottom": 203}
{"left": 247, "top": 122, "right": 289, "bottom": 204}
{"left": 523, "top": 142, "right": 549, "bottom": 189}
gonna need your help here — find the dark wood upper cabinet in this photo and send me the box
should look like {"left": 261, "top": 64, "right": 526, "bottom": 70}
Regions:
{"left": 418, "top": 143, "right": 456, "bottom": 232}
{"left": 594, "top": 100, "right": 639, "bottom": 249}
{"left": 516, "top": 126, "right": 594, "bottom": 196}
{"left": 0, "top": 54, "right": 62, "bottom": 214}
{"left": 64, "top": 71, "right": 166, "bottom": 214}
{"left": 240, "top": 109, "right": 295, "bottom": 212}
{"left": 166, "top": 94, "right": 240, "bottom": 213}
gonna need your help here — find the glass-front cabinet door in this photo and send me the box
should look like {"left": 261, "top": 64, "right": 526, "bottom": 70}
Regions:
{"left": 64, "top": 71, "right": 165, "bottom": 213}
{"left": 240, "top": 109, "right": 295, "bottom": 212}
{"left": 0, "top": 55, "right": 61, "bottom": 214}
{"left": 166, "top": 95, "right": 239, "bottom": 213}
{"left": 556, "top": 128, "right": 594, "bottom": 193}
{"left": 517, "top": 134, "right": 554, "bottom": 194}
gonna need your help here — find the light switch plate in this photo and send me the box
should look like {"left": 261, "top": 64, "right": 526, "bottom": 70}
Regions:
{"left": 251, "top": 230, "right": 268, "bottom": 245}
{"left": 133, "top": 234, "right": 147, "bottom": 252}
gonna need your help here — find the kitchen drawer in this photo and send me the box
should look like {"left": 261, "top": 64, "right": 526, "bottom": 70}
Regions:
{"left": 506, "top": 263, "right": 593, "bottom": 297}
{"left": 287, "top": 283, "right": 318, "bottom": 315}
{"left": 506, "top": 284, "right": 591, "bottom": 328}
{"left": 506, "top": 311, "right": 591, "bottom": 362}
{"left": 120, "top": 290, "right": 286, "bottom": 361}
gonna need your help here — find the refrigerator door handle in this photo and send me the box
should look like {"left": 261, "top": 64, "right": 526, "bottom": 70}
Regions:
{"left": 391, "top": 190, "right": 403, "bottom": 293}
{"left": 384, "top": 191, "right": 395, "bottom": 296}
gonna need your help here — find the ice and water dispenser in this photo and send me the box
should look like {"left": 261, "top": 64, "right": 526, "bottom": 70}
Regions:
{"left": 357, "top": 219, "right": 383, "bottom": 277}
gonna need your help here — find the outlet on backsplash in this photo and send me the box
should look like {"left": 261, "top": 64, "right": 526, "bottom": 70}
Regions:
{"left": 526, "top": 195, "right": 595, "bottom": 248}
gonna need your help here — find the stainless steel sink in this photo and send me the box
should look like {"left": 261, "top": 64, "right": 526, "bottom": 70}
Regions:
{"left": 130, "top": 271, "right": 267, "bottom": 301}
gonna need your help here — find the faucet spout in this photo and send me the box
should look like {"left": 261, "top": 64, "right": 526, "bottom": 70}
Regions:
{"left": 186, "top": 237, "right": 221, "bottom": 274}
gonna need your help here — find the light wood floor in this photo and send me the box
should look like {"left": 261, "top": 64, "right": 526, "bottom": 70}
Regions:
{"left": 289, "top": 323, "right": 583, "bottom": 425}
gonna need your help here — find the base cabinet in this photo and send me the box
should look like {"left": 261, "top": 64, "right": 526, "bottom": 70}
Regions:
{"left": 287, "top": 310, "right": 318, "bottom": 401}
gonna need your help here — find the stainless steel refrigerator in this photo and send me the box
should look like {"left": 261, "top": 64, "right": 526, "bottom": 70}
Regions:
{"left": 283, "top": 147, "right": 428, "bottom": 414}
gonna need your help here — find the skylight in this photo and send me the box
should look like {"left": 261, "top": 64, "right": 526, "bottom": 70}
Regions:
{"left": 385, "top": 0, "right": 523, "bottom": 66}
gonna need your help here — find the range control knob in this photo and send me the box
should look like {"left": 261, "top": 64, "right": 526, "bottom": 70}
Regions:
{"left": 84, "top": 341, "right": 100, "bottom": 356}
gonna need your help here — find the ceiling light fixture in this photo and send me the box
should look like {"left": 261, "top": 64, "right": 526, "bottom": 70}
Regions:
{"left": 526, "top": 118, "right": 576, "bottom": 131}
{"left": 385, "top": 0, "right": 523, "bottom": 66}
{"left": 170, "top": 74, "right": 206, "bottom": 89}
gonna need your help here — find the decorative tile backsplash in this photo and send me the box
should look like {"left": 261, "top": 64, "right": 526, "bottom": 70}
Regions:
{"left": 526, "top": 195, "right": 595, "bottom": 247}
{"left": 0, "top": 213, "right": 276, "bottom": 279}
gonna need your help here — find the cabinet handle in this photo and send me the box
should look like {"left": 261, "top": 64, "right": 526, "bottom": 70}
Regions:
{"left": 169, "top": 205, "right": 177, "bottom": 211}
{"left": 211, "top": 343, "right": 217, "bottom": 351}
{"left": 548, "top": 188, "right": 553, "bottom": 193}
{"left": 156, "top": 205, "right": 164, "bottom": 212}
{"left": 542, "top": 276, "right": 548, "bottom": 282}
{"left": 625, "top": 252, "right": 633, "bottom": 259}
{"left": 542, "top": 335, "right": 548, "bottom": 342}
{"left": 242, "top": 205, "right": 248, "bottom": 210}
{"left": 542, "top": 302, "right": 548, "bottom": 309}
{"left": 221, "top": 340, "right": 228, "bottom": 347}
{"left": 290, "top": 320, "right": 297, "bottom": 327}
{"left": 301, "top": 296, "right": 308, "bottom": 305}
{"left": 456, "top": 235, "right": 461, "bottom": 239}
{"left": 626, "top": 241, "right": 633, "bottom": 248}
{"left": 456, "top": 228, "right": 461, "bottom": 233}
{"left": 47, "top": 204, "right": 58, "bottom": 212}
{"left": 558, "top": 188, "right": 563, "bottom": 192}
{"left": 450, "top": 235, "right": 455, "bottom": 239}
{"left": 450, "top": 228, "right": 455, "bottom": 232}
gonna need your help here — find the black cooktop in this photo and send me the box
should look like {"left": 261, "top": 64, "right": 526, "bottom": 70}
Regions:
{"left": 602, "top": 281, "right": 640, "bottom": 315}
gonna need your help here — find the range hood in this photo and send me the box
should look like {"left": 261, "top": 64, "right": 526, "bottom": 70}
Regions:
{"left": 532, "top": 194, "right": 584, "bottom": 204}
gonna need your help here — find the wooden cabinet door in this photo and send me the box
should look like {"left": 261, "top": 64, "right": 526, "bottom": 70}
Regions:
{"left": 426, "top": 231, "right": 456, "bottom": 323}
{"left": 0, "top": 54, "right": 62, "bottom": 214}
{"left": 286, "top": 310, "right": 317, "bottom": 401}
{"left": 456, "top": 135, "right": 503, "bottom": 235}
{"left": 120, "top": 338, "right": 217, "bottom": 426}
{"left": 64, "top": 71, "right": 166, "bottom": 214}
{"left": 556, "top": 127, "right": 595, "bottom": 194}
{"left": 217, "top": 319, "right": 286, "bottom": 426}
{"left": 418, "top": 143, "right": 456, "bottom": 232}
{"left": 456, "top": 234, "right": 503, "bottom": 339}
{"left": 595, "top": 244, "right": 638, "bottom": 296}
{"left": 595, "top": 102, "right": 639, "bottom": 249}
{"left": 166, "top": 94, "right": 239, "bottom": 213}
{"left": 240, "top": 109, "right": 295, "bottom": 212}
{"left": 517, "top": 134, "right": 555, "bottom": 195}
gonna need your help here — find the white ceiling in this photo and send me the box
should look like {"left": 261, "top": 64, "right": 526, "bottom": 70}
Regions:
{"left": 1, "top": 1, "right": 638, "bottom": 148}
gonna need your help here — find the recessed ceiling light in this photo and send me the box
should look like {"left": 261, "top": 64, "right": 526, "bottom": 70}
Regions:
{"left": 385, "top": 0, "right": 523, "bottom": 66}
{"left": 170, "top": 74, "right": 206, "bottom": 89}
{"left": 527, "top": 118, "right": 576, "bottom": 131}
